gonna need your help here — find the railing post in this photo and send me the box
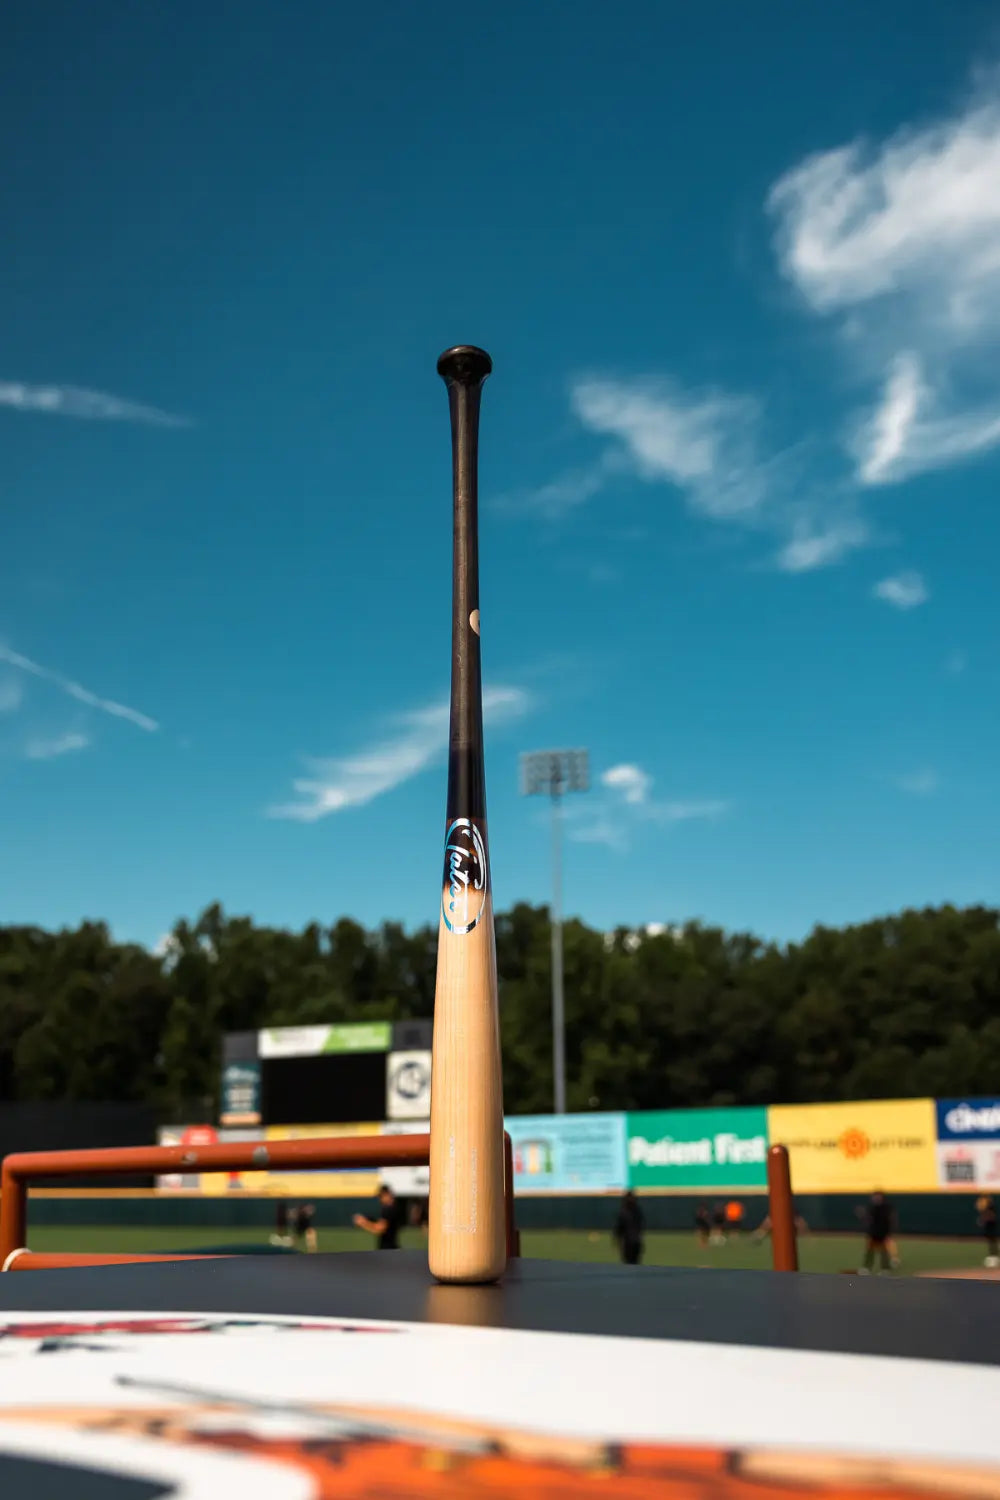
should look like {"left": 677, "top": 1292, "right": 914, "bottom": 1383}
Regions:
{"left": 767, "top": 1143, "right": 798, "bottom": 1272}
{"left": 0, "top": 1134, "right": 432, "bottom": 1265}
{"left": 503, "top": 1131, "right": 520, "bottom": 1257}
{"left": 0, "top": 1158, "right": 27, "bottom": 1267}
{"left": 2, "top": 1133, "right": 521, "bottom": 1268}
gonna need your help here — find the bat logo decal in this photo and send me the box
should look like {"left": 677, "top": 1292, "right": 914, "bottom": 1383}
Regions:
{"left": 442, "top": 818, "right": 487, "bottom": 934}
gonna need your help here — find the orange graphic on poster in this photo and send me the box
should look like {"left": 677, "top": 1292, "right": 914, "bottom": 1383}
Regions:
{"left": 839, "top": 1128, "right": 870, "bottom": 1160}
{"left": 768, "top": 1100, "right": 937, "bottom": 1192}
{"left": 3, "top": 1402, "right": 997, "bottom": 1499}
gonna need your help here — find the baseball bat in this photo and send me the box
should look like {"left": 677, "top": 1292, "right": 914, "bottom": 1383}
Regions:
{"left": 428, "top": 345, "right": 507, "bottom": 1285}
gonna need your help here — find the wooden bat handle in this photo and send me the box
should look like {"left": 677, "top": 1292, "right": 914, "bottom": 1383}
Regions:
{"left": 428, "top": 346, "right": 507, "bottom": 1285}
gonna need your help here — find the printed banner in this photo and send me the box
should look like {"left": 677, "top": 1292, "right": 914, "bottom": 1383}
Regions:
{"left": 936, "top": 1098, "right": 1000, "bottom": 1141}
{"left": 155, "top": 1125, "right": 218, "bottom": 1190}
{"left": 936, "top": 1139, "right": 1000, "bottom": 1190}
{"left": 192, "top": 1122, "right": 382, "bottom": 1197}
{"left": 626, "top": 1109, "right": 768, "bottom": 1190}
{"left": 934, "top": 1099, "right": 1000, "bottom": 1188}
{"left": 219, "top": 1059, "right": 262, "bottom": 1126}
{"left": 156, "top": 1122, "right": 423, "bottom": 1197}
{"left": 256, "top": 1122, "right": 383, "bottom": 1197}
{"left": 504, "top": 1113, "right": 628, "bottom": 1193}
{"left": 258, "top": 1022, "right": 392, "bottom": 1058}
{"left": 386, "top": 1051, "right": 432, "bottom": 1120}
{"left": 769, "top": 1099, "right": 938, "bottom": 1193}
{"left": 197, "top": 1126, "right": 270, "bottom": 1195}
{"left": 380, "top": 1119, "right": 431, "bottom": 1196}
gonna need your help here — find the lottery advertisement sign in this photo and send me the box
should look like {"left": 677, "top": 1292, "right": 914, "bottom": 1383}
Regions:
{"left": 768, "top": 1099, "right": 938, "bottom": 1193}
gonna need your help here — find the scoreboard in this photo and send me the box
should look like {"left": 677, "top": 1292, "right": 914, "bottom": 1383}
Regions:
{"left": 219, "top": 1019, "right": 432, "bottom": 1128}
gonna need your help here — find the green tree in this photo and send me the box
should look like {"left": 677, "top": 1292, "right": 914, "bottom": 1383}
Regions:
{"left": 2, "top": 900, "right": 999, "bottom": 1118}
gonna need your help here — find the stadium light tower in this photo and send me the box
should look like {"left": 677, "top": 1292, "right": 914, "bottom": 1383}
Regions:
{"left": 520, "top": 748, "right": 589, "bottom": 1114}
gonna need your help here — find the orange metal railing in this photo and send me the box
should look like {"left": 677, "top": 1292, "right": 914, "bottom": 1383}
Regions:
{"left": 1, "top": 1131, "right": 519, "bottom": 1270}
{"left": 4, "top": 1250, "right": 228, "bottom": 1270}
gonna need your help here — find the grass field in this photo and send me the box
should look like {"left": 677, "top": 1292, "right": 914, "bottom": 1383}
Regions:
{"left": 20, "top": 1224, "right": 996, "bottom": 1276}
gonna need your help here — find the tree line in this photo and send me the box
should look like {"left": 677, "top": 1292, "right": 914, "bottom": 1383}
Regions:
{"left": 1, "top": 901, "right": 998, "bottom": 1121}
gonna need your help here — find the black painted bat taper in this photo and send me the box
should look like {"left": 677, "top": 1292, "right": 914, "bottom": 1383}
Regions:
{"left": 428, "top": 346, "right": 507, "bottom": 1285}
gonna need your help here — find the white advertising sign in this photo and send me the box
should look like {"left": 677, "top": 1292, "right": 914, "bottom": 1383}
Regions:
{"left": 380, "top": 1118, "right": 431, "bottom": 1195}
{"left": 386, "top": 1049, "right": 432, "bottom": 1120}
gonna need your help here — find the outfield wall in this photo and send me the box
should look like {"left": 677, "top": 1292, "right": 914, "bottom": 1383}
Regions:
{"left": 152, "top": 1097, "right": 1000, "bottom": 1198}
{"left": 4, "top": 1096, "right": 998, "bottom": 1239}
{"left": 13, "top": 1188, "right": 989, "bottom": 1238}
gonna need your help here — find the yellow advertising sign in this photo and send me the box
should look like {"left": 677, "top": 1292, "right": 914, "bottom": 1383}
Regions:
{"left": 261, "top": 1122, "right": 382, "bottom": 1198}
{"left": 199, "top": 1122, "right": 382, "bottom": 1198}
{"left": 768, "top": 1098, "right": 938, "bottom": 1192}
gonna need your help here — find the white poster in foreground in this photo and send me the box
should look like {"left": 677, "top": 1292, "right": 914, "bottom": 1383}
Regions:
{"left": 0, "top": 1310, "right": 999, "bottom": 1497}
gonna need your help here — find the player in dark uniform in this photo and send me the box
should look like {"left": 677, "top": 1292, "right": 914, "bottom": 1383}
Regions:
{"left": 292, "top": 1203, "right": 317, "bottom": 1253}
{"left": 612, "top": 1190, "right": 645, "bottom": 1265}
{"left": 270, "top": 1201, "right": 291, "bottom": 1248}
{"left": 410, "top": 1196, "right": 429, "bottom": 1233}
{"left": 860, "top": 1191, "right": 895, "bottom": 1273}
{"left": 695, "top": 1203, "right": 711, "bottom": 1247}
{"left": 978, "top": 1195, "right": 999, "bottom": 1268}
{"left": 353, "top": 1184, "right": 404, "bottom": 1250}
{"left": 710, "top": 1202, "right": 727, "bottom": 1245}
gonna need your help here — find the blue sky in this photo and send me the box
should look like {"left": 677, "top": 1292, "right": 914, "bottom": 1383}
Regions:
{"left": 2, "top": 0, "right": 999, "bottom": 950}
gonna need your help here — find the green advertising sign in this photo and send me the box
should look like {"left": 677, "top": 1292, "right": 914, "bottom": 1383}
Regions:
{"left": 626, "top": 1107, "right": 769, "bottom": 1188}
{"left": 259, "top": 1022, "right": 393, "bottom": 1058}
{"left": 321, "top": 1021, "right": 392, "bottom": 1053}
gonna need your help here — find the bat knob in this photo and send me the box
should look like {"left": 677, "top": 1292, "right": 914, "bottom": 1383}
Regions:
{"left": 437, "top": 345, "right": 493, "bottom": 386}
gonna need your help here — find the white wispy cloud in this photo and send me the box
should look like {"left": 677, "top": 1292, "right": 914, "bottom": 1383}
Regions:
{"left": 656, "top": 798, "right": 731, "bottom": 822}
{"left": 0, "top": 676, "right": 22, "bottom": 713}
{"left": 569, "top": 761, "right": 728, "bottom": 850}
{"left": 872, "top": 570, "right": 928, "bottom": 609}
{"left": 945, "top": 649, "right": 967, "bottom": 675}
{"left": 895, "top": 767, "right": 939, "bottom": 796}
{"left": 769, "top": 100, "right": 1000, "bottom": 317}
{"left": 523, "top": 372, "right": 869, "bottom": 575}
{"left": 0, "top": 645, "right": 159, "bottom": 731}
{"left": 507, "top": 87, "right": 1000, "bottom": 594}
{"left": 854, "top": 349, "right": 1000, "bottom": 484}
{"left": 269, "top": 685, "right": 532, "bottom": 822}
{"left": 571, "top": 377, "right": 768, "bottom": 520}
{"left": 855, "top": 352, "right": 925, "bottom": 484}
{"left": 775, "top": 514, "right": 871, "bottom": 573}
{"left": 770, "top": 92, "right": 1000, "bottom": 486}
{"left": 521, "top": 466, "right": 609, "bottom": 517}
{"left": 0, "top": 382, "right": 190, "bottom": 427}
{"left": 601, "top": 763, "right": 652, "bottom": 805}
{"left": 502, "top": 451, "right": 625, "bottom": 519}
{"left": 25, "top": 730, "right": 91, "bottom": 761}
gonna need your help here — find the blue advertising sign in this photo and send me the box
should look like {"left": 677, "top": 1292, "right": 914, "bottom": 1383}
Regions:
{"left": 936, "top": 1098, "right": 1000, "bottom": 1142}
{"left": 504, "top": 1113, "right": 628, "bottom": 1193}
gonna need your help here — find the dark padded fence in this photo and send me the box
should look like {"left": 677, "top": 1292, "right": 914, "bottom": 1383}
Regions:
{"left": 21, "top": 1189, "right": 986, "bottom": 1238}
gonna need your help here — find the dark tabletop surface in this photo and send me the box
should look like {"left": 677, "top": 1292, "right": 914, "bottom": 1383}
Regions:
{"left": 1, "top": 1251, "right": 997, "bottom": 1367}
